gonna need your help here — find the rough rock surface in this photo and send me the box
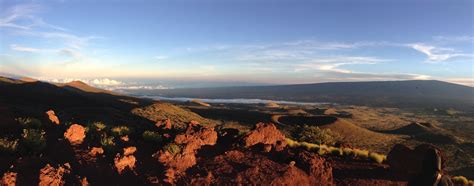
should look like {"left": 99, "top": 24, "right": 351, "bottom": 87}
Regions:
{"left": 1, "top": 172, "right": 17, "bottom": 186}
{"left": 39, "top": 163, "right": 71, "bottom": 186}
{"left": 123, "top": 146, "right": 137, "bottom": 156}
{"left": 156, "top": 124, "right": 218, "bottom": 183}
{"left": 46, "top": 110, "right": 60, "bottom": 125}
{"left": 242, "top": 122, "right": 287, "bottom": 151}
{"left": 294, "top": 151, "right": 334, "bottom": 185}
{"left": 89, "top": 147, "right": 104, "bottom": 157}
{"left": 114, "top": 155, "right": 136, "bottom": 174}
{"left": 156, "top": 119, "right": 172, "bottom": 130}
{"left": 387, "top": 144, "right": 444, "bottom": 179}
{"left": 187, "top": 150, "right": 334, "bottom": 185}
{"left": 64, "top": 124, "right": 86, "bottom": 145}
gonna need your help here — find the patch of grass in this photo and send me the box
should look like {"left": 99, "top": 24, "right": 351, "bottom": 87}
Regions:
{"left": 285, "top": 138, "right": 300, "bottom": 148}
{"left": 0, "top": 137, "right": 19, "bottom": 154}
{"left": 368, "top": 152, "right": 386, "bottom": 164}
{"left": 296, "top": 125, "right": 341, "bottom": 145}
{"left": 92, "top": 121, "right": 107, "bottom": 132}
{"left": 452, "top": 176, "right": 469, "bottom": 185}
{"left": 143, "top": 131, "right": 162, "bottom": 144}
{"left": 16, "top": 117, "right": 42, "bottom": 129}
{"left": 353, "top": 149, "right": 369, "bottom": 159}
{"left": 111, "top": 126, "right": 131, "bottom": 136}
{"left": 21, "top": 128, "right": 46, "bottom": 154}
{"left": 299, "top": 141, "right": 319, "bottom": 151}
{"left": 163, "top": 143, "right": 181, "bottom": 155}
{"left": 342, "top": 148, "right": 354, "bottom": 157}
{"left": 100, "top": 135, "right": 116, "bottom": 153}
{"left": 329, "top": 147, "right": 343, "bottom": 156}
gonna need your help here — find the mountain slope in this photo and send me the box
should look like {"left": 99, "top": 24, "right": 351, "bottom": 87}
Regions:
{"left": 128, "top": 80, "right": 474, "bottom": 111}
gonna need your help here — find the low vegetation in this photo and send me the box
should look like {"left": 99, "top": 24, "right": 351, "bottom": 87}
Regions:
{"left": 21, "top": 128, "right": 46, "bottom": 154}
{"left": 295, "top": 125, "right": 341, "bottom": 146}
{"left": 451, "top": 176, "right": 469, "bottom": 185}
{"left": 143, "top": 131, "right": 162, "bottom": 144}
{"left": 111, "top": 126, "right": 131, "bottom": 137}
{"left": 163, "top": 143, "right": 181, "bottom": 155}
{"left": 16, "top": 117, "right": 42, "bottom": 129}
{"left": 0, "top": 137, "right": 19, "bottom": 154}
{"left": 100, "top": 135, "right": 116, "bottom": 153}
{"left": 285, "top": 138, "right": 386, "bottom": 164}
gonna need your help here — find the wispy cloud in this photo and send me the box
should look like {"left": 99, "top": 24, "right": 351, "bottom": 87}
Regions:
{"left": 0, "top": 4, "right": 66, "bottom": 31}
{"left": 295, "top": 56, "right": 389, "bottom": 73}
{"left": 155, "top": 55, "right": 168, "bottom": 60}
{"left": 410, "top": 43, "right": 471, "bottom": 62}
{"left": 10, "top": 44, "right": 42, "bottom": 53}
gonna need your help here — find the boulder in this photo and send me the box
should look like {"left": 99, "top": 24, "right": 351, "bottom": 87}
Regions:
{"left": 39, "top": 163, "right": 71, "bottom": 186}
{"left": 45, "top": 110, "right": 60, "bottom": 125}
{"left": 89, "top": 147, "right": 104, "bottom": 157}
{"left": 64, "top": 124, "right": 86, "bottom": 145}
{"left": 114, "top": 154, "right": 136, "bottom": 174}
{"left": 1, "top": 172, "right": 17, "bottom": 186}
{"left": 243, "top": 123, "right": 287, "bottom": 151}
{"left": 387, "top": 144, "right": 445, "bottom": 179}
{"left": 155, "top": 124, "right": 218, "bottom": 183}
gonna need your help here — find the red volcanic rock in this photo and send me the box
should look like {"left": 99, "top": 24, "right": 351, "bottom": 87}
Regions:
{"left": 89, "top": 147, "right": 104, "bottom": 157}
{"left": 156, "top": 119, "right": 172, "bottom": 130}
{"left": 39, "top": 163, "right": 71, "bottom": 186}
{"left": 186, "top": 150, "right": 334, "bottom": 185}
{"left": 114, "top": 154, "right": 136, "bottom": 174}
{"left": 1, "top": 172, "right": 17, "bottom": 186}
{"left": 155, "top": 124, "right": 218, "bottom": 184}
{"left": 387, "top": 144, "right": 445, "bottom": 179}
{"left": 243, "top": 122, "right": 287, "bottom": 151}
{"left": 123, "top": 146, "right": 137, "bottom": 156}
{"left": 294, "top": 151, "right": 334, "bottom": 185}
{"left": 45, "top": 110, "right": 60, "bottom": 125}
{"left": 64, "top": 124, "right": 86, "bottom": 145}
{"left": 121, "top": 135, "right": 130, "bottom": 142}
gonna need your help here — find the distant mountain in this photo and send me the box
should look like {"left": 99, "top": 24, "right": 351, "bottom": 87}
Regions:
{"left": 127, "top": 80, "right": 474, "bottom": 111}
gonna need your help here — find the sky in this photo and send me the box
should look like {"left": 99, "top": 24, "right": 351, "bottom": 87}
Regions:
{"left": 0, "top": 0, "right": 473, "bottom": 88}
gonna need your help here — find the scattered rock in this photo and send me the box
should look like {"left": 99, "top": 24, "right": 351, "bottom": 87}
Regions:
{"left": 39, "top": 163, "right": 71, "bottom": 186}
{"left": 156, "top": 119, "right": 172, "bottom": 130}
{"left": 89, "top": 147, "right": 104, "bottom": 157}
{"left": 64, "top": 124, "right": 86, "bottom": 145}
{"left": 294, "top": 151, "right": 334, "bottom": 185}
{"left": 243, "top": 123, "right": 287, "bottom": 151}
{"left": 123, "top": 146, "right": 137, "bottom": 156}
{"left": 114, "top": 154, "right": 136, "bottom": 174}
{"left": 81, "top": 177, "right": 89, "bottom": 186}
{"left": 46, "top": 110, "right": 60, "bottom": 125}
{"left": 186, "top": 150, "right": 333, "bottom": 185}
{"left": 121, "top": 135, "right": 130, "bottom": 142}
{"left": 1, "top": 172, "right": 17, "bottom": 186}
{"left": 156, "top": 124, "right": 218, "bottom": 183}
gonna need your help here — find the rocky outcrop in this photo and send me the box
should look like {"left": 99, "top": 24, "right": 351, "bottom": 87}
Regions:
{"left": 46, "top": 110, "right": 60, "bottom": 125}
{"left": 156, "top": 119, "right": 172, "bottom": 130}
{"left": 89, "top": 147, "right": 104, "bottom": 157}
{"left": 1, "top": 172, "right": 17, "bottom": 186}
{"left": 39, "top": 163, "right": 71, "bottom": 186}
{"left": 187, "top": 150, "right": 333, "bottom": 185}
{"left": 64, "top": 124, "right": 86, "bottom": 145}
{"left": 294, "top": 151, "right": 334, "bottom": 185}
{"left": 387, "top": 144, "right": 445, "bottom": 179}
{"left": 114, "top": 147, "right": 137, "bottom": 174}
{"left": 242, "top": 123, "right": 287, "bottom": 151}
{"left": 155, "top": 123, "right": 218, "bottom": 184}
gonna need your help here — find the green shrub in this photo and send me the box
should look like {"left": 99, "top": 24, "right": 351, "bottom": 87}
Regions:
{"left": 300, "top": 141, "right": 319, "bottom": 151}
{"left": 164, "top": 143, "right": 181, "bottom": 155}
{"left": 353, "top": 149, "right": 369, "bottom": 159}
{"left": 100, "top": 135, "right": 116, "bottom": 153}
{"left": 87, "top": 121, "right": 107, "bottom": 133}
{"left": 452, "top": 176, "right": 469, "bottom": 185}
{"left": 16, "top": 117, "right": 42, "bottom": 129}
{"left": 143, "top": 131, "right": 162, "bottom": 143}
{"left": 0, "top": 137, "right": 19, "bottom": 154}
{"left": 342, "top": 148, "right": 354, "bottom": 157}
{"left": 318, "top": 144, "right": 329, "bottom": 155}
{"left": 369, "top": 152, "right": 386, "bottom": 164}
{"left": 285, "top": 138, "right": 300, "bottom": 148}
{"left": 111, "top": 126, "right": 131, "bottom": 136}
{"left": 329, "top": 147, "right": 343, "bottom": 156}
{"left": 21, "top": 128, "right": 46, "bottom": 154}
{"left": 296, "top": 125, "right": 341, "bottom": 145}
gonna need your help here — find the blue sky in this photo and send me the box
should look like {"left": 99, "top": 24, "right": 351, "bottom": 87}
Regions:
{"left": 0, "top": 0, "right": 473, "bottom": 88}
